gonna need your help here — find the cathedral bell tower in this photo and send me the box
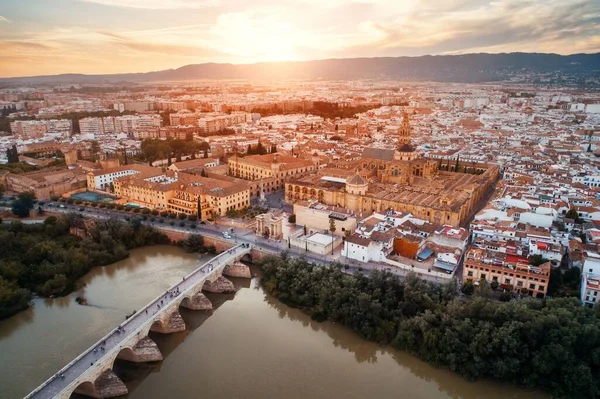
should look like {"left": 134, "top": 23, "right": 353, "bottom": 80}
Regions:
{"left": 398, "top": 112, "right": 411, "bottom": 147}
{"left": 394, "top": 112, "right": 418, "bottom": 161}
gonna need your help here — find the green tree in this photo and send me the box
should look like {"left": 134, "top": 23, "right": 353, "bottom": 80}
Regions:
{"left": 182, "top": 234, "right": 205, "bottom": 253}
{"left": 11, "top": 192, "right": 36, "bottom": 218}
{"left": 565, "top": 208, "right": 581, "bottom": 223}
{"left": 461, "top": 280, "right": 475, "bottom": 295}
{"left": 288, "top": 214, "right": 296, "bottom": 224}
{"left": 529, "top": 254, "right": 549, "bottom": 266}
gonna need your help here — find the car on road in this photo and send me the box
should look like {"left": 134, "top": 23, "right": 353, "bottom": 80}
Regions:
{"left": 222, "top": 232, "right": 232, "bottom": 239}
{"left": 59, "top": 205, "right": 65, "bottom": 208}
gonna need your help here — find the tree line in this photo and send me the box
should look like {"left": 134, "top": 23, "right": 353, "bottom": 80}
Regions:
{"left": 260, "top": 255, "right": 600, "bottom": 398}
{"left": 139, "top": 138, "right": 211, "bottom": 166}
{"left": 0, "top": 215, "right": 170, "bottom": 319}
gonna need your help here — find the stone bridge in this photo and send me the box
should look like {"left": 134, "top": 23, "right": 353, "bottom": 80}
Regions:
{"left": 25, "top": 244, "right": 253, "bottom": 399}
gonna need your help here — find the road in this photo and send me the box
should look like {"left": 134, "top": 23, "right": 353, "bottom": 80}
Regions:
{"left": 34, "top": 202, "right": 445, "bottom": 282}
{"left": 26, "top": 244, "right": 250, "bottom": 399}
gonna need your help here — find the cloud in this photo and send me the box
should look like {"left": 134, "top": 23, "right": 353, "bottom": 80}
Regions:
{"left": 101, "top": 32, "right": 222, "bottom": 57}
{"left": 78, "top": 0, "right": 216, "bottom": 9}
{"left": 2, "top": 0, "right": 600, "bottom": 77}
{"left": 328, "top": 0, "right": 600, "bottom": 57}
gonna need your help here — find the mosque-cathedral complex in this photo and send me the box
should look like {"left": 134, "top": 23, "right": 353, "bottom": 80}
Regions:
{"left": 285, "top": 113, "right": 499, "bottom": 227}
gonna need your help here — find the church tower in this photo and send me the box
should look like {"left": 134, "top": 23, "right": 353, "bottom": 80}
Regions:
{"left": 394, "top": 112, "right": 418, "bottom": 161}
{"left": 398, "top": 112, "right": 411, "bottom": 147}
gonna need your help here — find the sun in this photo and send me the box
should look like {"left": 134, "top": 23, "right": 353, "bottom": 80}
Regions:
{"left": 213, "top": 13, "right": 300, "bottom": 62}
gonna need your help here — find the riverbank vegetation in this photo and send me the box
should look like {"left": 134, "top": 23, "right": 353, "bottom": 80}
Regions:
{"left": 0, "top": 215, "right": 169, "bottom": 319}
{"left": 180, "top": 234, "right": 216, "bottom": 254}
{"left": 260, "top": 254, "right": 600, "bottom": 399}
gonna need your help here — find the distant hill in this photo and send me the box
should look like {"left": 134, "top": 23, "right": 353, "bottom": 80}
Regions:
{"left": 2, "top": 52, "right": 599, "bottom": 85}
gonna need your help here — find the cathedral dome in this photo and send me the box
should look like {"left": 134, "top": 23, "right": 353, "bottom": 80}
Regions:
{"left": 397, "top": 143, "right": 415, "bottom": 153}
{"left": 346, "top": 173, "right": 368, "bottom": 186}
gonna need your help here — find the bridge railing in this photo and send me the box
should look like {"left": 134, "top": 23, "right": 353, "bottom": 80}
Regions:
{"left": 25, "top": 243, "right": 249, "bottom": 399}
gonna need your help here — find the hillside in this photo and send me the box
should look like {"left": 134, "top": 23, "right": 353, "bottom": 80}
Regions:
{"left": 1, "top": 52, "right": 599, "bottom": 85}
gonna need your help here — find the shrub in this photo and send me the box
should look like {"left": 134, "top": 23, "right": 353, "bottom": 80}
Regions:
{"left": 98, "top": 204, "right": 106, "bottom": 208}
{"left": 461, "top": 281, "right": 475, "bottom": 295}
{"left": 187, "top": 214, "right": 198, "bottom": 222}
{"left": 178, "top": 213, "right": 187, "bottom": 220}
{"left": 151, "top": 210, "right": 160, "bottom": 216}
{"left": 133, "top": 208, "right": 141, "bottom": 213}
{"left": 179, "top": 221, "right": 186, "bottom": 227}
{"left": 490, "top": 280, "right": 499, "bottom": 291}
{"left": 141, "top": 208, "right": 150, "bottom": 215}
{"left": 160, "top": 211, "right": 169, "bottom": 217}
{"left": 74, "top": 200, "right": 82, "bottom": 205}
{"left": 66, "top": 199, "right": 74, "bottom": 204}
{"left": 206, "top": 245, "right": 217, "bottom": 254}
{"left": 169, "top": 221, "right": 175, "bottom": 226}
{"left": 168, "top": 213, "right": 177, "bottom": 219}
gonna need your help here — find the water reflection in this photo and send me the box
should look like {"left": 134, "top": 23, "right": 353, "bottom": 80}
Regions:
{"left": 1, "top": 247, "right": 547, "bottom": 399}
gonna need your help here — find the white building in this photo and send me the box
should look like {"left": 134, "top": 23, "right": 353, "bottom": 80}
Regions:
{"left": 343, "top": 235, "right": 374, "bottom": 262}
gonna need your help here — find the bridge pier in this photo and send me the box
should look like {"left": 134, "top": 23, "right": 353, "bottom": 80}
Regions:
{"left": 73, "top": 370, "right": 128, "bottom": 399}
{"left": 203, "top": 276, "right": 235, "bottom": 293}
{"left": 150, "top": 311, "right": 186, "bottom": 334}
{"left": 180, "top": 292, "right": 213, "bottom": 310}
{"left": 117, "top": 337, "right": 163, "bottom": 363}
{"left": 223, "top": 261, "right": 252, "bottom": 278}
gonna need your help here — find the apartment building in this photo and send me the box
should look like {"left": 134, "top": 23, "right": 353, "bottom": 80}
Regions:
{"left": 78, "top": 115, "right": 161, "bottom": 136}
{"left": 463, "top": 247, "right": 551, "bottom": 298}
{"left": 197, "top": 112, "right": 250, "bottom": 133}
{"left": 10, "top": 119, "right": 72, "bottom": 137}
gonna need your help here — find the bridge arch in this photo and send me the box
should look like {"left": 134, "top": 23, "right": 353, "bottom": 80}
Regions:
{"left": 114, "top": 347, "right": 137, "bottom": 364}
{"left": 71, "top": 368, "right": 127, "bottom": 399}
{"left": 240, "top": 253, "right": 253, "bottom": 263}
{"left": 72, "top": 380, "right": 97, "bottom": 398}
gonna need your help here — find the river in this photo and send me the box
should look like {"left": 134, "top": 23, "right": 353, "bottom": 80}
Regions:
{"left": 0, "top": 246, "right": 547, "bottom": 399}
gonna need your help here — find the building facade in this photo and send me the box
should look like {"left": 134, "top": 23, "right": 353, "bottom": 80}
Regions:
{"left": 463, "top": 247, "right": 550, "bottom": 298}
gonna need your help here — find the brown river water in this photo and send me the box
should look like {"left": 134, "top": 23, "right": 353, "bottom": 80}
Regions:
{"left": 0, "top": 246, "right": 547, "bottom": 399}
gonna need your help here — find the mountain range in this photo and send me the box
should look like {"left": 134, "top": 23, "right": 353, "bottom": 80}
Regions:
{"left": 1, "top": 52, "right": 599, "bottom": 85}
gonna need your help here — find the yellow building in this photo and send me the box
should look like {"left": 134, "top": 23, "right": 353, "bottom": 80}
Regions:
{"left": 113, "top": 170, "right": 250, "bottom": 218}
{"left": 285, "top": 113, "right": 498, "bottom": 227}
{"left": 228, "top": 153, "right": 315, "bottom": 196}
{"left": 463, "top": 247, "right": 550, "bottom": 298}
{"left": 293, "top": 201, "right": 357, "bottom": 236}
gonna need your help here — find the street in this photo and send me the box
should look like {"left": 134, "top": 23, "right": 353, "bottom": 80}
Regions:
{"left": 30, "top": 202, "right": 445, "bottom": 283}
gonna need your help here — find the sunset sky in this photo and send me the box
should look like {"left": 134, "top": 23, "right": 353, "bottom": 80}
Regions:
{"left": 0, "top": 0, "right": 599, "bottom": 77}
